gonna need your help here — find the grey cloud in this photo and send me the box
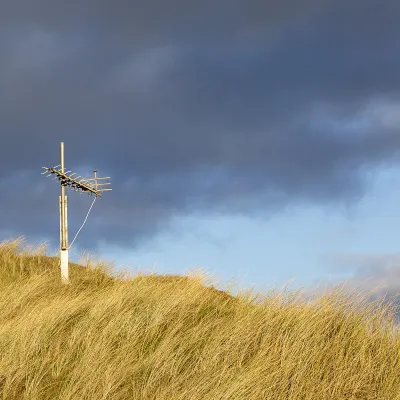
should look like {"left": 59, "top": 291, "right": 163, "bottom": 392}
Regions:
{"left": 1, "top": 0, "right": 400, "bottom": 250}
{"left": 324, "top": 253, "right": 400, "bottom": 299}
{"left": 301, "top": 253, "right": 400, "bottom": 327}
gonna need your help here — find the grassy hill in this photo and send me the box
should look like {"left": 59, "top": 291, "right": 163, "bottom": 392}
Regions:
{"left": 0, "top": 238, "right": 399, "bottom": 399}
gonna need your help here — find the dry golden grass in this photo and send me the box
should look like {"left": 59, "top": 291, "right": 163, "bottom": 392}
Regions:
{"left": 0, "top": 237, "right": 399, "bottom": 399}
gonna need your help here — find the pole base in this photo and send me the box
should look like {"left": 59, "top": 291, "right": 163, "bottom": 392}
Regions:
{"left": 60, "top": 249, "right": 69, "bottom": 284}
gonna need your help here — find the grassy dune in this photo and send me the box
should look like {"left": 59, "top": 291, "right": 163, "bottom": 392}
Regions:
{"left": 0, "top": 238, "right": 399, "bottom": 399}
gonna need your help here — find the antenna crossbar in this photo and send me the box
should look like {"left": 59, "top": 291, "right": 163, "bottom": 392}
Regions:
{"left": 42, "top": 167, "right": 112, "bottom": 197}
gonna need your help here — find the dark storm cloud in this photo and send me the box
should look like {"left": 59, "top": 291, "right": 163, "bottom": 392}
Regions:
{"left": 0, "top": 0, "right": 324, "bottom": 42}
{"left": 1, "top": 0, "right": 400, "bottom": 250}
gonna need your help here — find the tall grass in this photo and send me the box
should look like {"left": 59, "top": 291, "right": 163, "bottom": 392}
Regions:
{"left": 0, "top": 238, "right": 399, "bottom": 399}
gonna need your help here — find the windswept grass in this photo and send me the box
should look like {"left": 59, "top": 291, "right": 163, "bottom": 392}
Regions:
{"left": 0, "top": 238, "right": 399, "bottom": 399}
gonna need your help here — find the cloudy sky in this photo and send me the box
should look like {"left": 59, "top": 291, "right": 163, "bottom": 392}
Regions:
{"left": 1, "top": 1, "right": 400, "bottom": 308}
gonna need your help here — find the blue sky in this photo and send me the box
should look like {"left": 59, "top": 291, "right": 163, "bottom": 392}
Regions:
{"left": 88, "top": 163, "right": 400, "bottom": 298}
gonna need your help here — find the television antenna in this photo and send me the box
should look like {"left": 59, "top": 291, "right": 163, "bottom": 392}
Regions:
{"left": 42, "top": 142, "right": 112, "bottom": 284}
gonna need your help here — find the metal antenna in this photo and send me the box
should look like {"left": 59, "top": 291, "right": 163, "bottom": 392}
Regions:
{"left": 42, "top": 142, "right": 112, "bottom": 284}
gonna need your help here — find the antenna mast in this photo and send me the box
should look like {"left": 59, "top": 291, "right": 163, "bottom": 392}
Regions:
{"left": 60, "top": 142, "right": 68, "bottom": 282}
{"left": 42, "top": 142, "right": 112, "bottom": 284}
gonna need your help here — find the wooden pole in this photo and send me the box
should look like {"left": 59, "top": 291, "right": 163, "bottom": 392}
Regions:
{"left": 60, "top": 142, "right": 69, "bottom": 284}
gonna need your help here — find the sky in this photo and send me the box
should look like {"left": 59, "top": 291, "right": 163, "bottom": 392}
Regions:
{"left": 1, "top": 1, "right": 400, "bottom": 313}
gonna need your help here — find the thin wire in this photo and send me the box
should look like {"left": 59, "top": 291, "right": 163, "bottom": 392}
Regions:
{"left": 69, "top": 197, "right": 97, "bottom": 249}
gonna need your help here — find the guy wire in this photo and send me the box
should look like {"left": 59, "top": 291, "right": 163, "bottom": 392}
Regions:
{"left": 69, "top": 197, "right": 97, "bottom": 249}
